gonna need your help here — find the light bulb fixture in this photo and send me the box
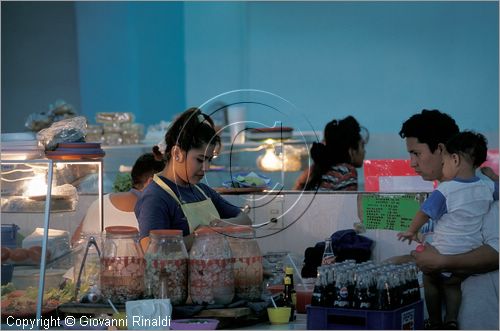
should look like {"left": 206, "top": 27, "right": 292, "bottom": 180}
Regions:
{"left": 24, "top": 173, "right": 48, "bottom": 197}
{"left": 257, "top": 144, "right": 283, "bottom": 172}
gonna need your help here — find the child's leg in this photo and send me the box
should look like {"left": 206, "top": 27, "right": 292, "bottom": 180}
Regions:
{"left": 442, "top": 275, "right": 464, "bottom": 327}
{"left": 423, "top": 273, "right": 442, "bottom": 327}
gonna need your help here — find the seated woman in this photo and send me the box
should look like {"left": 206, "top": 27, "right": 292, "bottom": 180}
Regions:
{"left": 294, "top": 115, "right": 369, "bottom": 191}
{"left": 135, "top": 107, "right": 252, "bottom": 249}
{"left": 72, "top": 152, "right": 165, "bottom": 243}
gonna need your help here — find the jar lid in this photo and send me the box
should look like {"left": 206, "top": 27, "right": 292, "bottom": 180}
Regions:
{"left": 105, "top": 226, "right": 138, "bottom": 235}
{"left": 150, "top": 229, "right": 183, "bottom": 237}
{"left": 221, "top": 225, "right": 253, "bottom": 234}
{"left": 195, "top": 226, "right": 223, "bottom": 235}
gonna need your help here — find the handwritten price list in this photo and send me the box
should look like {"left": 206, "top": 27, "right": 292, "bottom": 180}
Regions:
{"left": 361, "top": 194, "right": 421, "bottom": 231}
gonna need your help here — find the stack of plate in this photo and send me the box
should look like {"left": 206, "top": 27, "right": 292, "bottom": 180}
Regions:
{"left": 45, "top": 142, "right": 105, "bottom": 160}
{"left": 1, "top": 132, "right": 44, "bottom": 160}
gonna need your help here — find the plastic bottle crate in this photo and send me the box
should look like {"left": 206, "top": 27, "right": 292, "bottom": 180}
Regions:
{"left": 306, "top": 300, "right": 424, "bottom": 330}
{"left": 1, "top": 223, "right": 19, "bottom": 249}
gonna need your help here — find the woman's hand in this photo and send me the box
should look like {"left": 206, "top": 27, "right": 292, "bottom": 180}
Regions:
{"left": 209, "top": 219, "right": 228, "bottom": 227}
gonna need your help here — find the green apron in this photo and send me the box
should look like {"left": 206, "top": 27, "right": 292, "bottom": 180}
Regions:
{"left": 153, "top": 174, "right": 221, "bottom": 233}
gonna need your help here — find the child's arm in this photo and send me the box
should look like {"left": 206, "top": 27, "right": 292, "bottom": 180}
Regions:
{"left": 397, "top": 210, "right": 430, "bottom": 244}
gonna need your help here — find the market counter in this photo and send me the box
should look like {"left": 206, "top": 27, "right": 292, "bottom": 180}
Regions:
{"left": 237, "top": 313, "right": 307, "bottom": 330}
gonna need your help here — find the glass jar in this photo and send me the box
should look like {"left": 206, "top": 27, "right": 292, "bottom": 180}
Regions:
{"left": 144, "top": 229, "right": 188, "bottom": 305}
{"left": 189, "top": 227, "right": 234, "bottom": 305}
{"left": 100, "top": 226, "right": 145, "bottom": 303}
{"left": 74, "top": 233, "right": 102, "bottom": 302}
{"left": 223, "top": 226, "right": 263, "bottom": 301}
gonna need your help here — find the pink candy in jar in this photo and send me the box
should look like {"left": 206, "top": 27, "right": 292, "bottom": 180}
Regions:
{"left": 100, "top": 226, "right": 145, "bottom": 304}
{"left": 189, "top": 227, "right": 234, "bottom": 305}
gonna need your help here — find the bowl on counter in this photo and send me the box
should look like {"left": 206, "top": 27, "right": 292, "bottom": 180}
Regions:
{"left": 170, "top": 319, "right": 219, "bottom": 330}
{"left": 12, "top": 267, "right": 66, "bottom": 290}
{"left": 267, "top": 307, "right": 291, "bottom": 324}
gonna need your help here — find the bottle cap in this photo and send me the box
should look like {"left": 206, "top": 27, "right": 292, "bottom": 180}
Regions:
{"left": 285, "top": 267, "right": 294, "bottom": 275}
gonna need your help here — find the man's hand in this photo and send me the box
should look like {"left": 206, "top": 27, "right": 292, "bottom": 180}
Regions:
{"left": 410, "top": 243, "right": 445, "bottom": 273}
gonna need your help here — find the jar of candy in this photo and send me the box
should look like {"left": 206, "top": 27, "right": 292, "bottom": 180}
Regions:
{"left": 100, "top": 226, "right": 145, "bottom": 303}
{"left": 189, "top": 227, "right": 234, "bottom": 305}
{"left": 144, "top": 229, "right": 188, "bottom": 305}
{"left": 223, "top": 226, "right": 263, "bottom": 301}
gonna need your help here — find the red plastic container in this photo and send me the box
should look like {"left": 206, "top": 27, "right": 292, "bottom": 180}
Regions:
{"left": 296, "top": 284, "right": 314, "bottom": 313}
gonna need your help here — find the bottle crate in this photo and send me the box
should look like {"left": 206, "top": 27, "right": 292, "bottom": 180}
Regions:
{"left": 306, "top": 300, "right": 423, "bottom": 330}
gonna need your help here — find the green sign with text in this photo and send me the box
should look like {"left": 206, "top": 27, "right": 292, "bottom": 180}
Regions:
{"left": 361, "top": 194, "right": 422, "bottom": 231}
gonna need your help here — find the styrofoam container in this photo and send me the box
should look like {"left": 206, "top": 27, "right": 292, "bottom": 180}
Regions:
{"left": 22, "top": 228, "right": 70, "bottom": 260}
{"left": 12, "top": 267, "right": 66, "bottom": 290}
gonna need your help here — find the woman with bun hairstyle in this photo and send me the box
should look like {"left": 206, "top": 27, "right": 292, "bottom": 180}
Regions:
{"left": 136, "top": 108, "right": 252, "bottom": 248}
{"left": 294, "top": 115, "right": 369, "bottom": 191}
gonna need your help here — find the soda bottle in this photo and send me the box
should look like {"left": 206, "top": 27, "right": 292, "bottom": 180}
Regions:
{"left": 283, "top": 272, "right": 296, "bottom": 321}
{"left": 311, "top": 267, "right": 325, "bottom": 306}
{"left": 323, "top": 265, "right": 336, "bottom": 307}
{"left": 333, "top": 268, "right": 349, "bottom": 308}
{"left": 376, "top": 274, "right": 390, "bottom": 310}
{"left": 284, "top": 267, "right": 297, "bottom": 317}
{"left": 353, "top": 274, "right": 371, "bottom": 309}
{"left": 321, "top": 238, "right": 336, "bottom": 265}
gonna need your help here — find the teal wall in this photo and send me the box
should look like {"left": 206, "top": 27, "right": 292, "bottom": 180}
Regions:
{"left": 1, "top": 2, "right": 81, "bottom": 133}
{"left": 75, "top": 1, "right": 185, "bottom": 126}
{"left": 184, "top": 1, "right": 499, "bottom": 136}
{"left": 2, "top": 1, "right": 498, "bottom": 147}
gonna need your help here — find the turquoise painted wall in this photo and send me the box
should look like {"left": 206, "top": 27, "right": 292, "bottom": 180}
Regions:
{"left": 2, "top": 1, "right": 498, "bottom": 148}
{"left": 75, "top": 1, "right": 185, "bottom": 126}
{"left": 184, "top": 1, "right": 499, "bottom": 137}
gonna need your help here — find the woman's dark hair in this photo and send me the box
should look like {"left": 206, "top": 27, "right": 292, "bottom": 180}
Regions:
{"left": 399, "top": 109, "right": 459, "bottom": 152}
{"left": 131, "top": 153, "right": 165, "bottom": 189}
{"left": 445, "top": 130, "right": 488, "bottom": 167}
{"left": 161, "top": 107, "right": 220, "bottom": 161}
{"left": 305, "top": 115, "right": 368, "bottom": 190}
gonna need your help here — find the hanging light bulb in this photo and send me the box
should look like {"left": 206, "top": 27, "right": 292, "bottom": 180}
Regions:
{"left": 24, "top": 173, "right": 48, "bottom": 197}
{"left": 257, "top": 143, "right": 283, "bottom": 171}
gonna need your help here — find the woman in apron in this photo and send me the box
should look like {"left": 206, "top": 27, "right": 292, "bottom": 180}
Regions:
{"left": 135, "top": 108, "right": 252, "bottom": 249}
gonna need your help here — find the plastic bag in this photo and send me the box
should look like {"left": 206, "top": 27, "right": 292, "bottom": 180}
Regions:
{"left": 37, "top": 116, "right": 87, "bottom": 151}
{"left": 96, "top": 112, "right": 134, "bottom": 124}
{"left": 25, "top": 112, "right": 52, "bottom": 131}
{"left": 25, "top": 99, "right": 77, "bottom": 131}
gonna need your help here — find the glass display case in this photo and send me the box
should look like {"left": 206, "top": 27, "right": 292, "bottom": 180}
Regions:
{"left": 205, "top": 136, "right": 313, "bottom": 191}
{"left": 0, "top": 159, "right": 103, "bottom": 320}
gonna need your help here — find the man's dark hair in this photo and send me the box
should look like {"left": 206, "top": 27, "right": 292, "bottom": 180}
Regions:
{"left": 399, "top": 109, "right": 459, "bottom": 152}
{"left": 131, "top": 153, "right": 165, "bottom": 189}
{"left": 446, "top": 130, "right": 488, "bottom": 168}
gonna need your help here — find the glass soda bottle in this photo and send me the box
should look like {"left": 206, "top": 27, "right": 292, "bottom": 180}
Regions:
{"left": 283, "top": 271, "right": 295, "bottom": 322}
{"left": 321, "top": 238, "right": 336, "bottom": 265}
